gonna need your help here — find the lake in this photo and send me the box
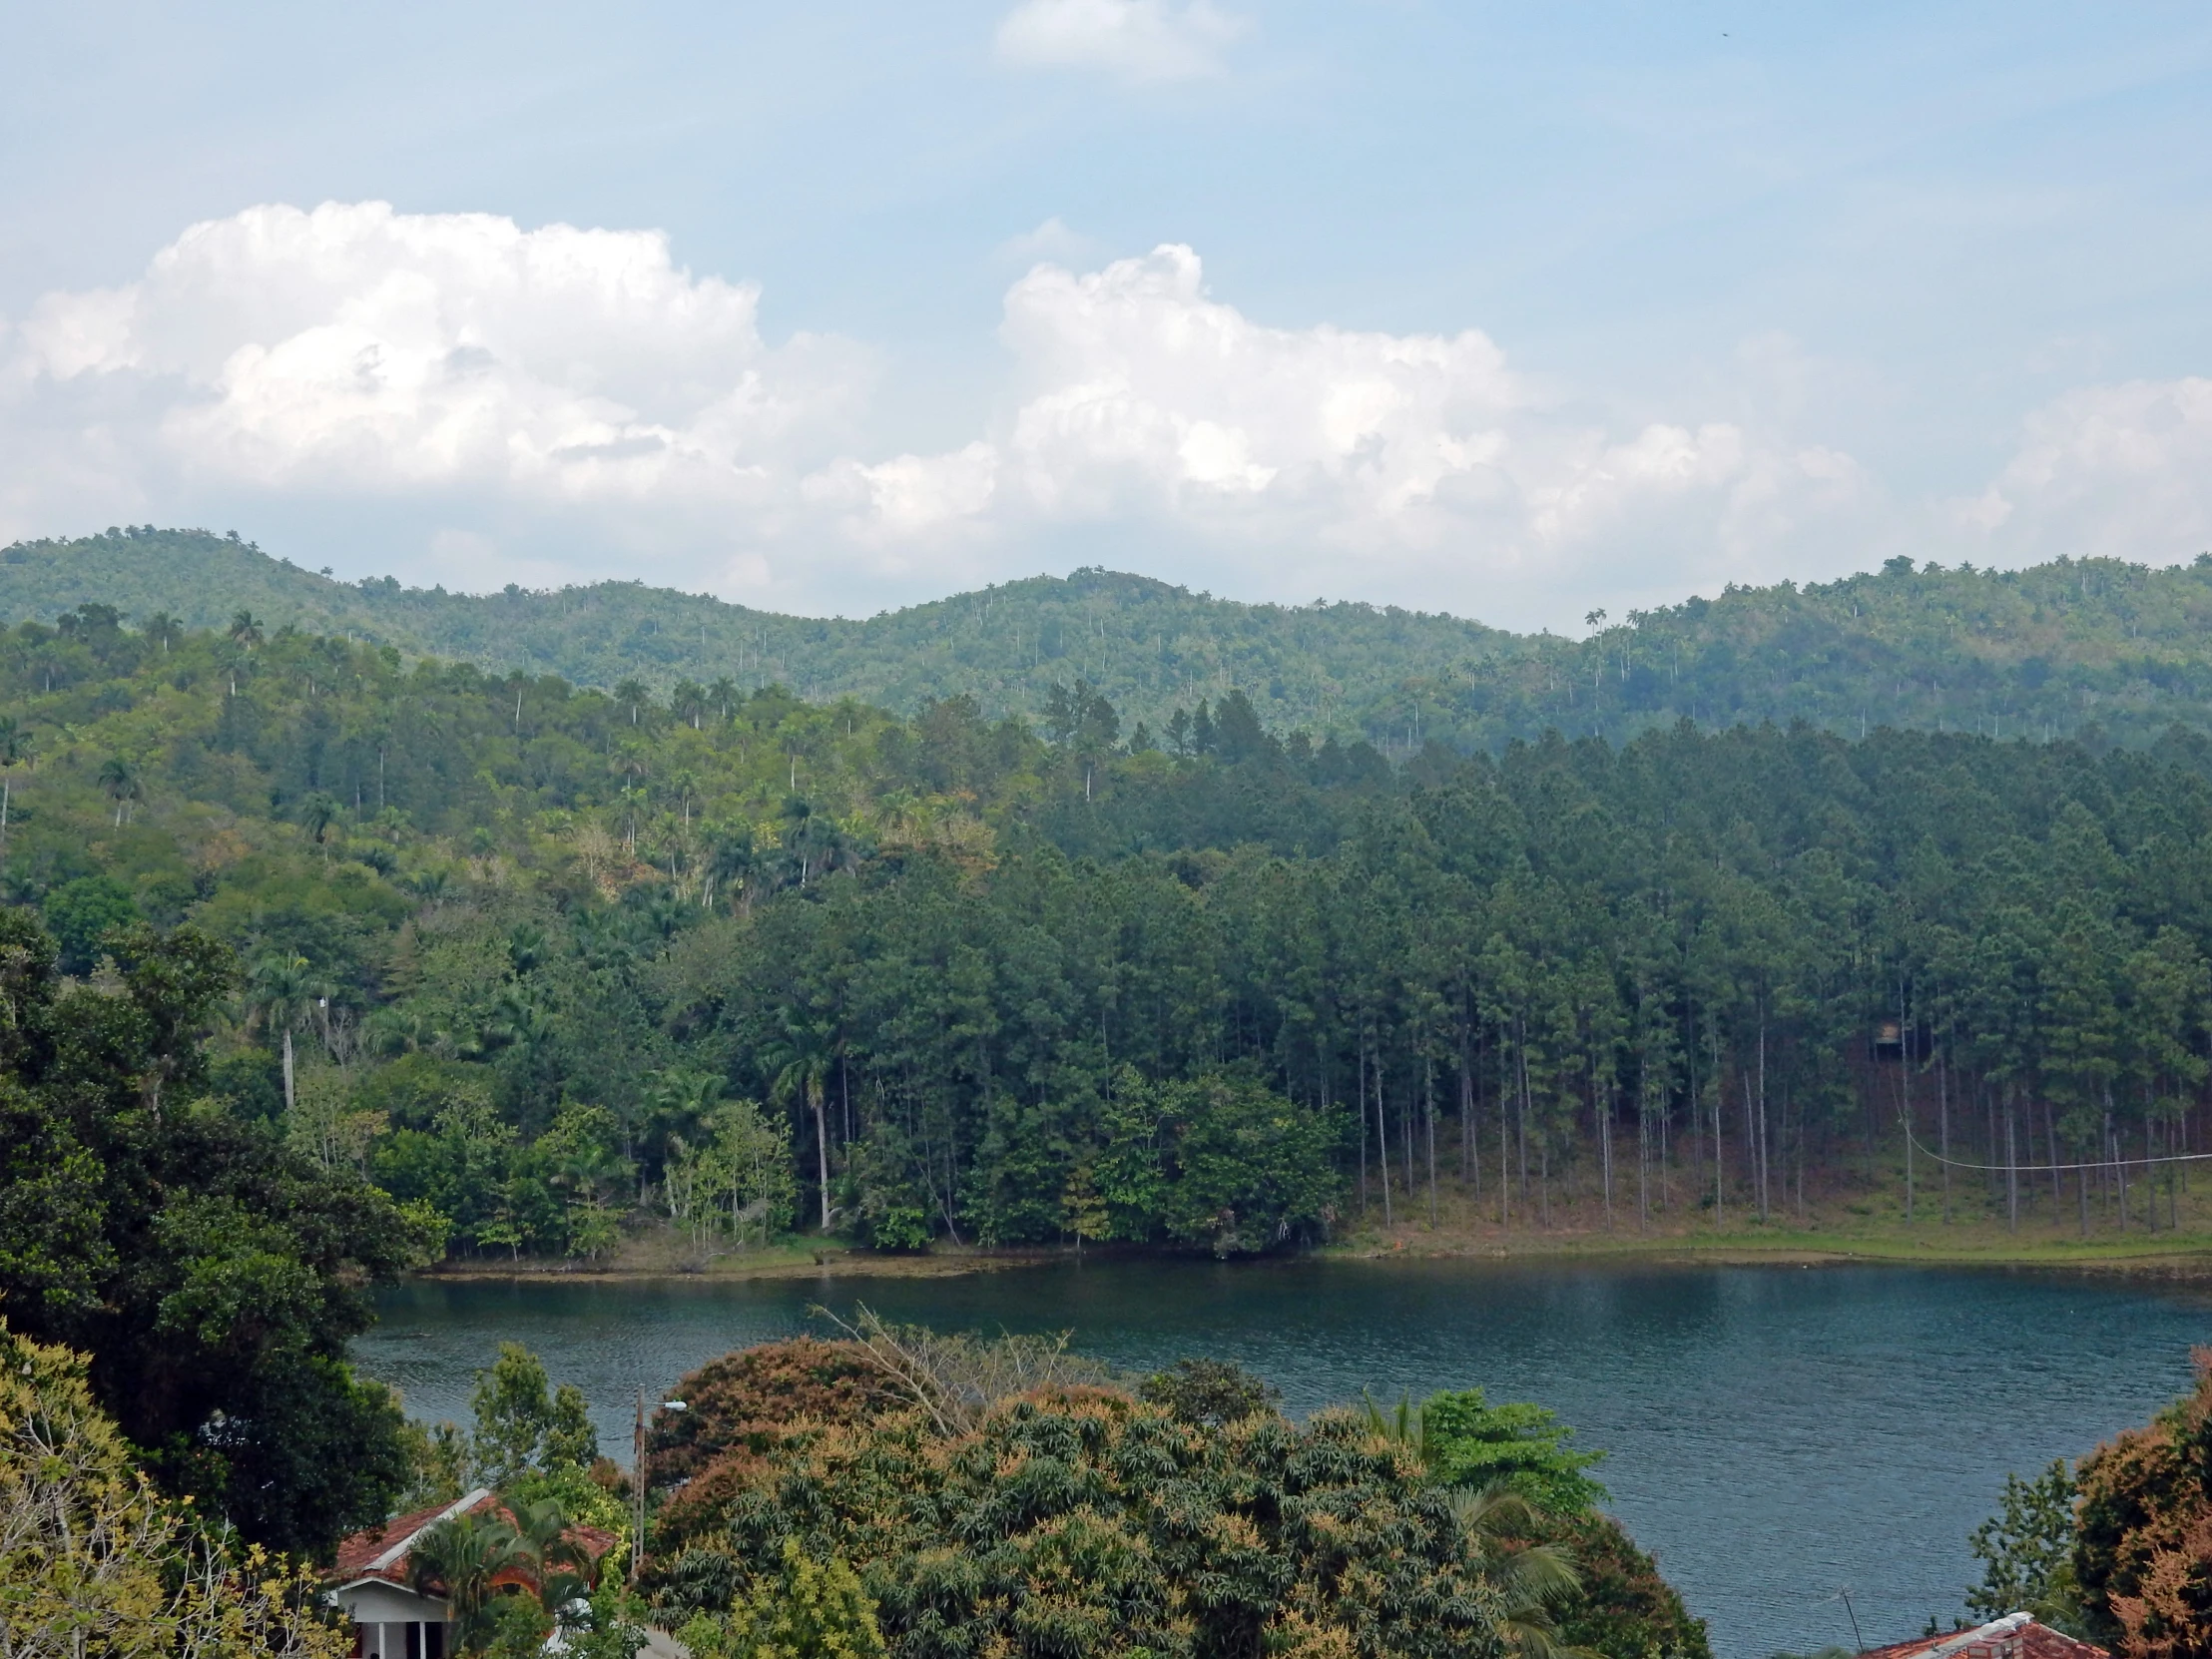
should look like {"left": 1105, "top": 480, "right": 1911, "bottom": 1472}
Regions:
{"left": 355, "top": 1259, "right": 2212, "bottom": 1659}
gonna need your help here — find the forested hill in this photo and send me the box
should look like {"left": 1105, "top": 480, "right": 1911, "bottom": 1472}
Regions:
{"left": 10, "top": 600, "right": 2212, "bottom": 1282}
{"left": 10, "top": 525, "right": 2212, "bottom": 749}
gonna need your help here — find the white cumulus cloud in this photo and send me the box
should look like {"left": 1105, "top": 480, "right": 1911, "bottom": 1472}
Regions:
{"left": 0, "top": 203, "right": 1885, "bottom": 624}
{"left": 995, "top": 0, "right": 1249, "bottom": 82}
{"left": 1964, "top": 377, "right": 2212, "bottom": 562}
{"left": 842, "top": 244, "right": 1873, "bottom": 613}
{"left": 0, "top": 201, "right": 870, "bottom": 597}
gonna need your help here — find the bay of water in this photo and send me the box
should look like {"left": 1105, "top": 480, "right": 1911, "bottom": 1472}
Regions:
{"left": 355, "top": 1259, "right": 2212, "bottom": 1659}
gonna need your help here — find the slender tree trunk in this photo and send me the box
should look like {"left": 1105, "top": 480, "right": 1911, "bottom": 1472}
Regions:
{"left": 1686, "top": 993, "right": 1702, "bottom": 1198}
{"left": 1499, "top": 1039, "right": 1512, "bottom": 1227}
{"left": 2005, "top": 1093, "right": 2018, "bottom": 1233}
{"left": 2113, "top": 1098, "right": 2128, "bottom": 1230}
{"left": 1600, "top": 1078, "right": 1614, "bottom": 1231}
{"left": 1425, "top": 1058, "right": 1437, "bottom": 1227}
{"left": 1375, "top": 1055, "right": 1392, "bottom": 1226}
{"left": 1638, "top": 1079, "right": 1650, "bottom": 1233}
{"left": 1460, "top": 1035, "right": 1475, "bottom": 1188}
{"left": 2044, "top": 1097, "right": 2061, "bottom": 1213}
{"left": 1713, "top": 1059, "right": 1726, "bottom": 1231}
{"left": 1742, "top": 1072, "right": 1758, "bottom": 1224}
{"left": 1358, "top": 1040, "right": 1369, "bottom": 1216}
{"left": 1987, "top": 1086, "right": 1999, "bottom": 1208}
{"left": 1905, "top": 1081, "right": 1916, "bottom": 1225}
{"left": 815, "top": 1083, "right": 831, "bottom": 1232}
{"left": 1938, "top": 1037, "right": 1952, "bottom": 1223}
{"left": 1689, "top": 1056, "right": 1704, "bottom": 1201}
{"left": 281, "top": 1026, "right": 295, "bottom": 1116}
{"left": 2170, "top": 1119, "right": 2181, "bottom": 1231}
{"left": 1756, "top": 1021, "right": 1770, "bottom": 1224}
{"left": 1516, "top": 1028, "right": 1532, "bottom": 1215}
{"left": 1794, "top": 1088, "right": 1807, "bottom": 1219}
{"left": 2079, "top": 1126, "right": 2090, "bottom": 1237}
{"left": 1402, "top": 1052, "right": 1414, "bottom": 1202}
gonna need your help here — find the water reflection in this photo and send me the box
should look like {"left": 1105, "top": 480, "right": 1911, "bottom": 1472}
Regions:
{"left": 356, "top": 1259, "right": 2212, "bottom": 1659}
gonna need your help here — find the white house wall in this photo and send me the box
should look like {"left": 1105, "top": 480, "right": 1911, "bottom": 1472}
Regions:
{"left": 333, "top": 1580, "right": 449, "bottom": 1624}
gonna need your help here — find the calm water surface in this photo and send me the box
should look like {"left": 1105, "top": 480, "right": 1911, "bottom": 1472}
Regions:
{"left": 356, "top": 1260, "right": 2212, "bottom": 1659}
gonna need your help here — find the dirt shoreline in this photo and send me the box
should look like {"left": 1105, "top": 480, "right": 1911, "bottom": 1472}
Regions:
{"left": 407, "top": 1227, "right": 2212, "bottom": 1287}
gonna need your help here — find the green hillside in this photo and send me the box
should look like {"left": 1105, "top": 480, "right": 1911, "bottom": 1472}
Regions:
{"left": 10, "top": 525, "right": 2212, "bottom": 748}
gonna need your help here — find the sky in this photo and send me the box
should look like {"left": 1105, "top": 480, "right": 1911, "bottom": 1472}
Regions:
{"left": 3, "top": 0, "right": 2210, "bottom": 631}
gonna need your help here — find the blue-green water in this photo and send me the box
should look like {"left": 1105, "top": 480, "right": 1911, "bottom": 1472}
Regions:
{"left": 356, "top": 1260, "right": 2212, "bottom": 1659}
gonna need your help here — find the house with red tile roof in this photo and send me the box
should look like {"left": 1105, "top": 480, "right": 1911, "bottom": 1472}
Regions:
{"left": 1859, "top": 1613, "right": 2108, "bottom": 1659}
{"left": 327, "top": 1489, "right": 618, "bottom": 1658}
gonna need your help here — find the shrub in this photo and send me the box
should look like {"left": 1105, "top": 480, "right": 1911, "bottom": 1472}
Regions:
{"left": 2074, "top": 1348, "right": 2212, "bottom": 1657}
{"left": 649, "top": 1338, "right": 902, "bottom": 1488}
{"left": 645, "top": 1373, "right": 1501, "bottom": 1659}
{"left": 42, "top": 872, "right": 138, "bottom": 973}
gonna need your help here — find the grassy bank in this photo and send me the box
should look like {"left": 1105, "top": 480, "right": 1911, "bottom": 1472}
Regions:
{"left": 1323, "top": 1167, "right": 2212, "bottom": 1277}
{"left": 411, "top": 1193, "right": 2212, "bottom": 1285}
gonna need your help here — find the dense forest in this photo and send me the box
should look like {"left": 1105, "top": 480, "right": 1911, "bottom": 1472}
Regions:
{"left": 5, "top": 597, "right": 2212, "bottom": 1271}
{"left": 15, "top": 527, "right": 2212, "bottom": 748}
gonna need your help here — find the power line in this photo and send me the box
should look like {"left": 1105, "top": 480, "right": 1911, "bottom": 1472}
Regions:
{"left": 1900, "top": 1117, "right": 2211, "bottom": 1176}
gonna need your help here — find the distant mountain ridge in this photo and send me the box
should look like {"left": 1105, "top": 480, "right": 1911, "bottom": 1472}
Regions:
{"left": 9, "top": 526, "right": 2212, "bottom": 750}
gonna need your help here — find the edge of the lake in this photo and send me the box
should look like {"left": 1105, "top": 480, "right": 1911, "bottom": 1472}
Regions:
{"left": 407, "top": 1227, "right": 2212, "bottom": 1286}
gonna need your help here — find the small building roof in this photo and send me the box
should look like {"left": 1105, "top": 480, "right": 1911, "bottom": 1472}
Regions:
{"left": 329, "top": 1488, "right": 617, "bottom": 1595}
{"left": 1860, "top": 1614, "right": 2108, "bottom": 1659}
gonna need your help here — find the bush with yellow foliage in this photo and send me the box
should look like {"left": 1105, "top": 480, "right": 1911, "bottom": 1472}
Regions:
{"left": 0, "top": 1318, "right": 348, "bottom": 1658}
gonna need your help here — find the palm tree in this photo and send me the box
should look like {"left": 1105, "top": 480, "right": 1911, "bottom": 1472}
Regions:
{"left": 781, "top": 795, "right": 817, "bottom": 885}
{"left": 248, "top": 951, "right": 328, "bottom": 1113}
{"left": 481, "top": 988, "right": 555, "bottom": 1070}
{"left": 704, "top": 825, "right": 756, "bottom": 913}
{"left": 1446, "top": 1483, "right": 1589, "bottom": 1659}
{"left": 671, "top": 680, "right": 707, "bottom": 730}
{"left": 364, "top": 1004, "right": 438, "bottom": 1057}
{"left": 671, "top": 768, "right": 702, "bottom": 829}
{"left": 765, "top": 1016, "right": 838, "bottom": 1232}
{"left": 614, "top": 678, "right": 648, "bottom": 726}
{"left": 641, "top": 1064, "right": 727, "bottom": 1176}
{"left": 508, "top": 1496, "right": 595, "bottom": 1608}
{"left": 408, "top": 1509, "right": 528, "bottom": 1653}
{"left": 143, "top": 611, "right": 181, "bottom": 653}
{"left": 710, "top": 676, "right": 739, "bottom": 721}
{"left": 229, "top": 610, "right": 265, "bottom": 651}
{"left": 297, "top": 791, "right": 340, "bottom": 859}
{"left": 1359, "top": 1390, "right": 1436, "bottom": 1459}
{"left": 1355, "top": 1396, "right": 1590, "bottom": 1659}
{"left": 611, "top": 748, "right": 649, "bottom": 852}
{"left": 97, "top": 756, "right": 142, "bottom": 827}
{"left": 404, "top": 865, "right": 452, "bottom": 908}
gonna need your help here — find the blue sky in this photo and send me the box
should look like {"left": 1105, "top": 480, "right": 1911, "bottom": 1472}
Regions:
{"left": 4, "top": 1, "right": 2210, "bottom": 628}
